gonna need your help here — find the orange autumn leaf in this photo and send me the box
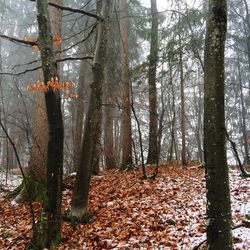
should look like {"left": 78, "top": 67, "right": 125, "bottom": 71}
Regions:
{"left": 32, "top": 45, "right": 39, "bottom": 52}
{"left": 53, "top": 35, "right": 62, "bottom": 45}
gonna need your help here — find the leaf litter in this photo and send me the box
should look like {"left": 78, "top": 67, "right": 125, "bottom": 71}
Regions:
{"left": 0, "top": 164, "right": 249, "bottom": 249}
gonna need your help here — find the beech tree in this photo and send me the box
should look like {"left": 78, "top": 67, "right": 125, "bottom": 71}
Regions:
{"left": 31, "top": 0, "right": 64, "bottom": 248}
{"left": 69, "top": 0, "right": 110, "bottom": 222}
{"left": 203, "top": 0, "right": 232, "bottom": 249}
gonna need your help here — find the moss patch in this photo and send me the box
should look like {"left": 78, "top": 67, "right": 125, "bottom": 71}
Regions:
{"left": 6, "top": 170, "right": 46, "bottom": 202}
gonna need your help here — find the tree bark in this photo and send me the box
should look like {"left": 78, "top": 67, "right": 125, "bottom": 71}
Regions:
{"left": 120, "top": 0, "right": 133, "bottom": 169}
{"left": 33, "top": 0, "right": 64, "bottom": 248}
{"left": 147, "top": 0, "right": 159, "bottom": 164}
{"left": 69, "top": 0, "right": 110, "bottom": 221}
{"left": 204, "top": 0, "right": 232, "bottom": 249}
{"left": 104, "top": 3, "right": 116, "bottom": 169}
{"left": 178, "top": 19, "right": 187, "bottom": 166}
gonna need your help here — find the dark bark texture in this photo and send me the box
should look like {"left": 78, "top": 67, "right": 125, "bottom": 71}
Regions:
{"left": 147, "top": 0, "right": 159, "bottom": 164}
{"left": 34, "top": 0, "right": 64, "bottom": 248}
{"left": 120, "top": 0, "right": 133, "bottom": 169}
{"left": 204, "top": 0, "right": 232, "bottom": 249}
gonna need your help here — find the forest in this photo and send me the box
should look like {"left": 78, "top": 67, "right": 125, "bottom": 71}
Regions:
{"left": 0, "top": 0, "right": 249, "bottom": 249}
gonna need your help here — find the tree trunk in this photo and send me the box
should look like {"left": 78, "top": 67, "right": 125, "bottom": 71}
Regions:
{"left": 104, "top": 4, "right": 116, "bottom": 169}
{"left": 69, "top": 1, "right": 110, "bottom": 221}
{"left": 120, "top": 0, "right": 133, "bottom": 170}
{"left": 73, "top": 48, "right": 92, "bottom": 173}
{"left": 13, "top": 0, "right": 63, "bottom": 203}
{"left": 32, "top": 0, "right": 64, "bottom": 248}
{"left": 178, "top": 22, "right": 187, "bottom": 166}
{"left": 147, "top": 0, "right": 158, "bottom": 164}
{"left": 204, "top": 0, "right": 232, "bottom": 249}
{"left": 237, "top": 56, "right": 250, "bottom": 164}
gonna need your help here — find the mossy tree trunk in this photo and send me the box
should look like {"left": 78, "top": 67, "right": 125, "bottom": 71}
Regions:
{"left": 204, "top": 0, "right": 232, "bottom": 249}
{"left": 69, "top": 0, "right": 110, "bottom": 221}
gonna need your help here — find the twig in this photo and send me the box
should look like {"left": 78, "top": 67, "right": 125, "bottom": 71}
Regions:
{"left": 48, "top": 2, "right": 103, "bottom": 21}
{"left": 223, "top": 128, "right": 250, "bottom": 178}
{"left": 0, "top": 122, "right": 36, "bottom": 240}
{"left": 0, "top": 56, "right": 93, "bottom": 76}
{"left": 57, "top": 56, "right": 93, "bottom": 62}
{"left": 0, "top": 33, "right": 37, "bottom": 46}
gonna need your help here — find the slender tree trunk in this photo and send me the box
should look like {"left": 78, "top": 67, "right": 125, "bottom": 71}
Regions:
{"left": 104, "top": 4, "right": 116, "bottom": 169}
{"left": 120, "top": 0, "right": 133, "bottom": 169}
{"left": 237, "top": 56, "right": 250, "bottom": 164}
{"left": 69, "top": 1, "right": 110, "bottom": 221}
{"left": 147, "top": 0, "right": 158, "bottom": 164}
{"left": 204, "top": 0, "right": 232, "bottom": 249}
{"left": 242, "top": 0, "right": 250, "bottom": 90}
{"left": 178, "top": 26, "right": 187, "bottom": 166}
{"left": 73, "top": 62, "right": 85, "bottom": 172}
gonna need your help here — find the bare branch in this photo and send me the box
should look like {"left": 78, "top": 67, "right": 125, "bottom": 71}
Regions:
{"left": 0, "top": 33, "right": 37, "bottom": 46}
{"left": 0, "top": 56, "right": 93, "bottom": 76}
{"left": 48, "top": 2, "right": 103, "bottom": 21}
{"left": 57, "top": 56, "right": 93, "bottom": 62}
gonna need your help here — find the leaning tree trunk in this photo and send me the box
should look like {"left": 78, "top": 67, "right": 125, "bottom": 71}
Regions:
{"left": 204, "top": 0, "right": 232, "bottom": 249}
{"left": 69, "top": 0, "right": 110, "bottom": 222}
{"left": 146, "top": 0, "right": 159, "bottom": 164}
{"left": 120, "top": 0, "right": 133, "bottom": 170}
{"left": 30, "top": 0, "right": 64, "bottom": 248}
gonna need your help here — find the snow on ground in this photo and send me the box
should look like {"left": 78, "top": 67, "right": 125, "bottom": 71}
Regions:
{"left": 0, "top": 171, "right": 22, "bottom": 192}
{"left": 0, "top": 166, "right": 249, "bottom": 249}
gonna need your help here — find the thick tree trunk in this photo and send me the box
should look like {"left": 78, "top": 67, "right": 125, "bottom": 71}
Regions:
{"left": 120, "top": 0, "right": 133, "bottom": 170}
{"left": 19, "top": 0, "right": 63, "bottom": 202}
{"left": 204, "top": 0, "right": 232, "bottom": 249}
{"left": 147, "top": 0, "right": 158, "bottom": 164}
{"left": 69, "top": 1, "right": 109, "bottom": 221}
{"left": 32, "top": 0, "right": 64, "bottom": 248}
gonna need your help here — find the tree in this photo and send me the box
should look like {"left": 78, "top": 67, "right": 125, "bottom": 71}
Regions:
{"left": 146, "top": 0, "right": 159, "bottom": 164}
{"left": 178, "top": 17, "right": 187, "bottom": 166}
{"left": 73, "top": 22, "right": 94, "bottom": 173}
{"left": 103, "top": 2, "right": 117, "bottom": 169}
{"left": 120, "top": 0, "right": 133, "bottom": 170}
{"left": 69, "top": 0, "right": 110, "bottom": 222}
{"left": 14, "top": 0, "right": 63, "bottom": 202}
{"left": 203, "top": 0, "right": 232, "bottom": 249}
{"left": 31, "top": 0, "right": 64, "bottom": 248}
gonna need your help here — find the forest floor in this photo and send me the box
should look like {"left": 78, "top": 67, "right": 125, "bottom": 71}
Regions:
{"left": 0, "top": 164, "right": 250, "bottom": 250}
